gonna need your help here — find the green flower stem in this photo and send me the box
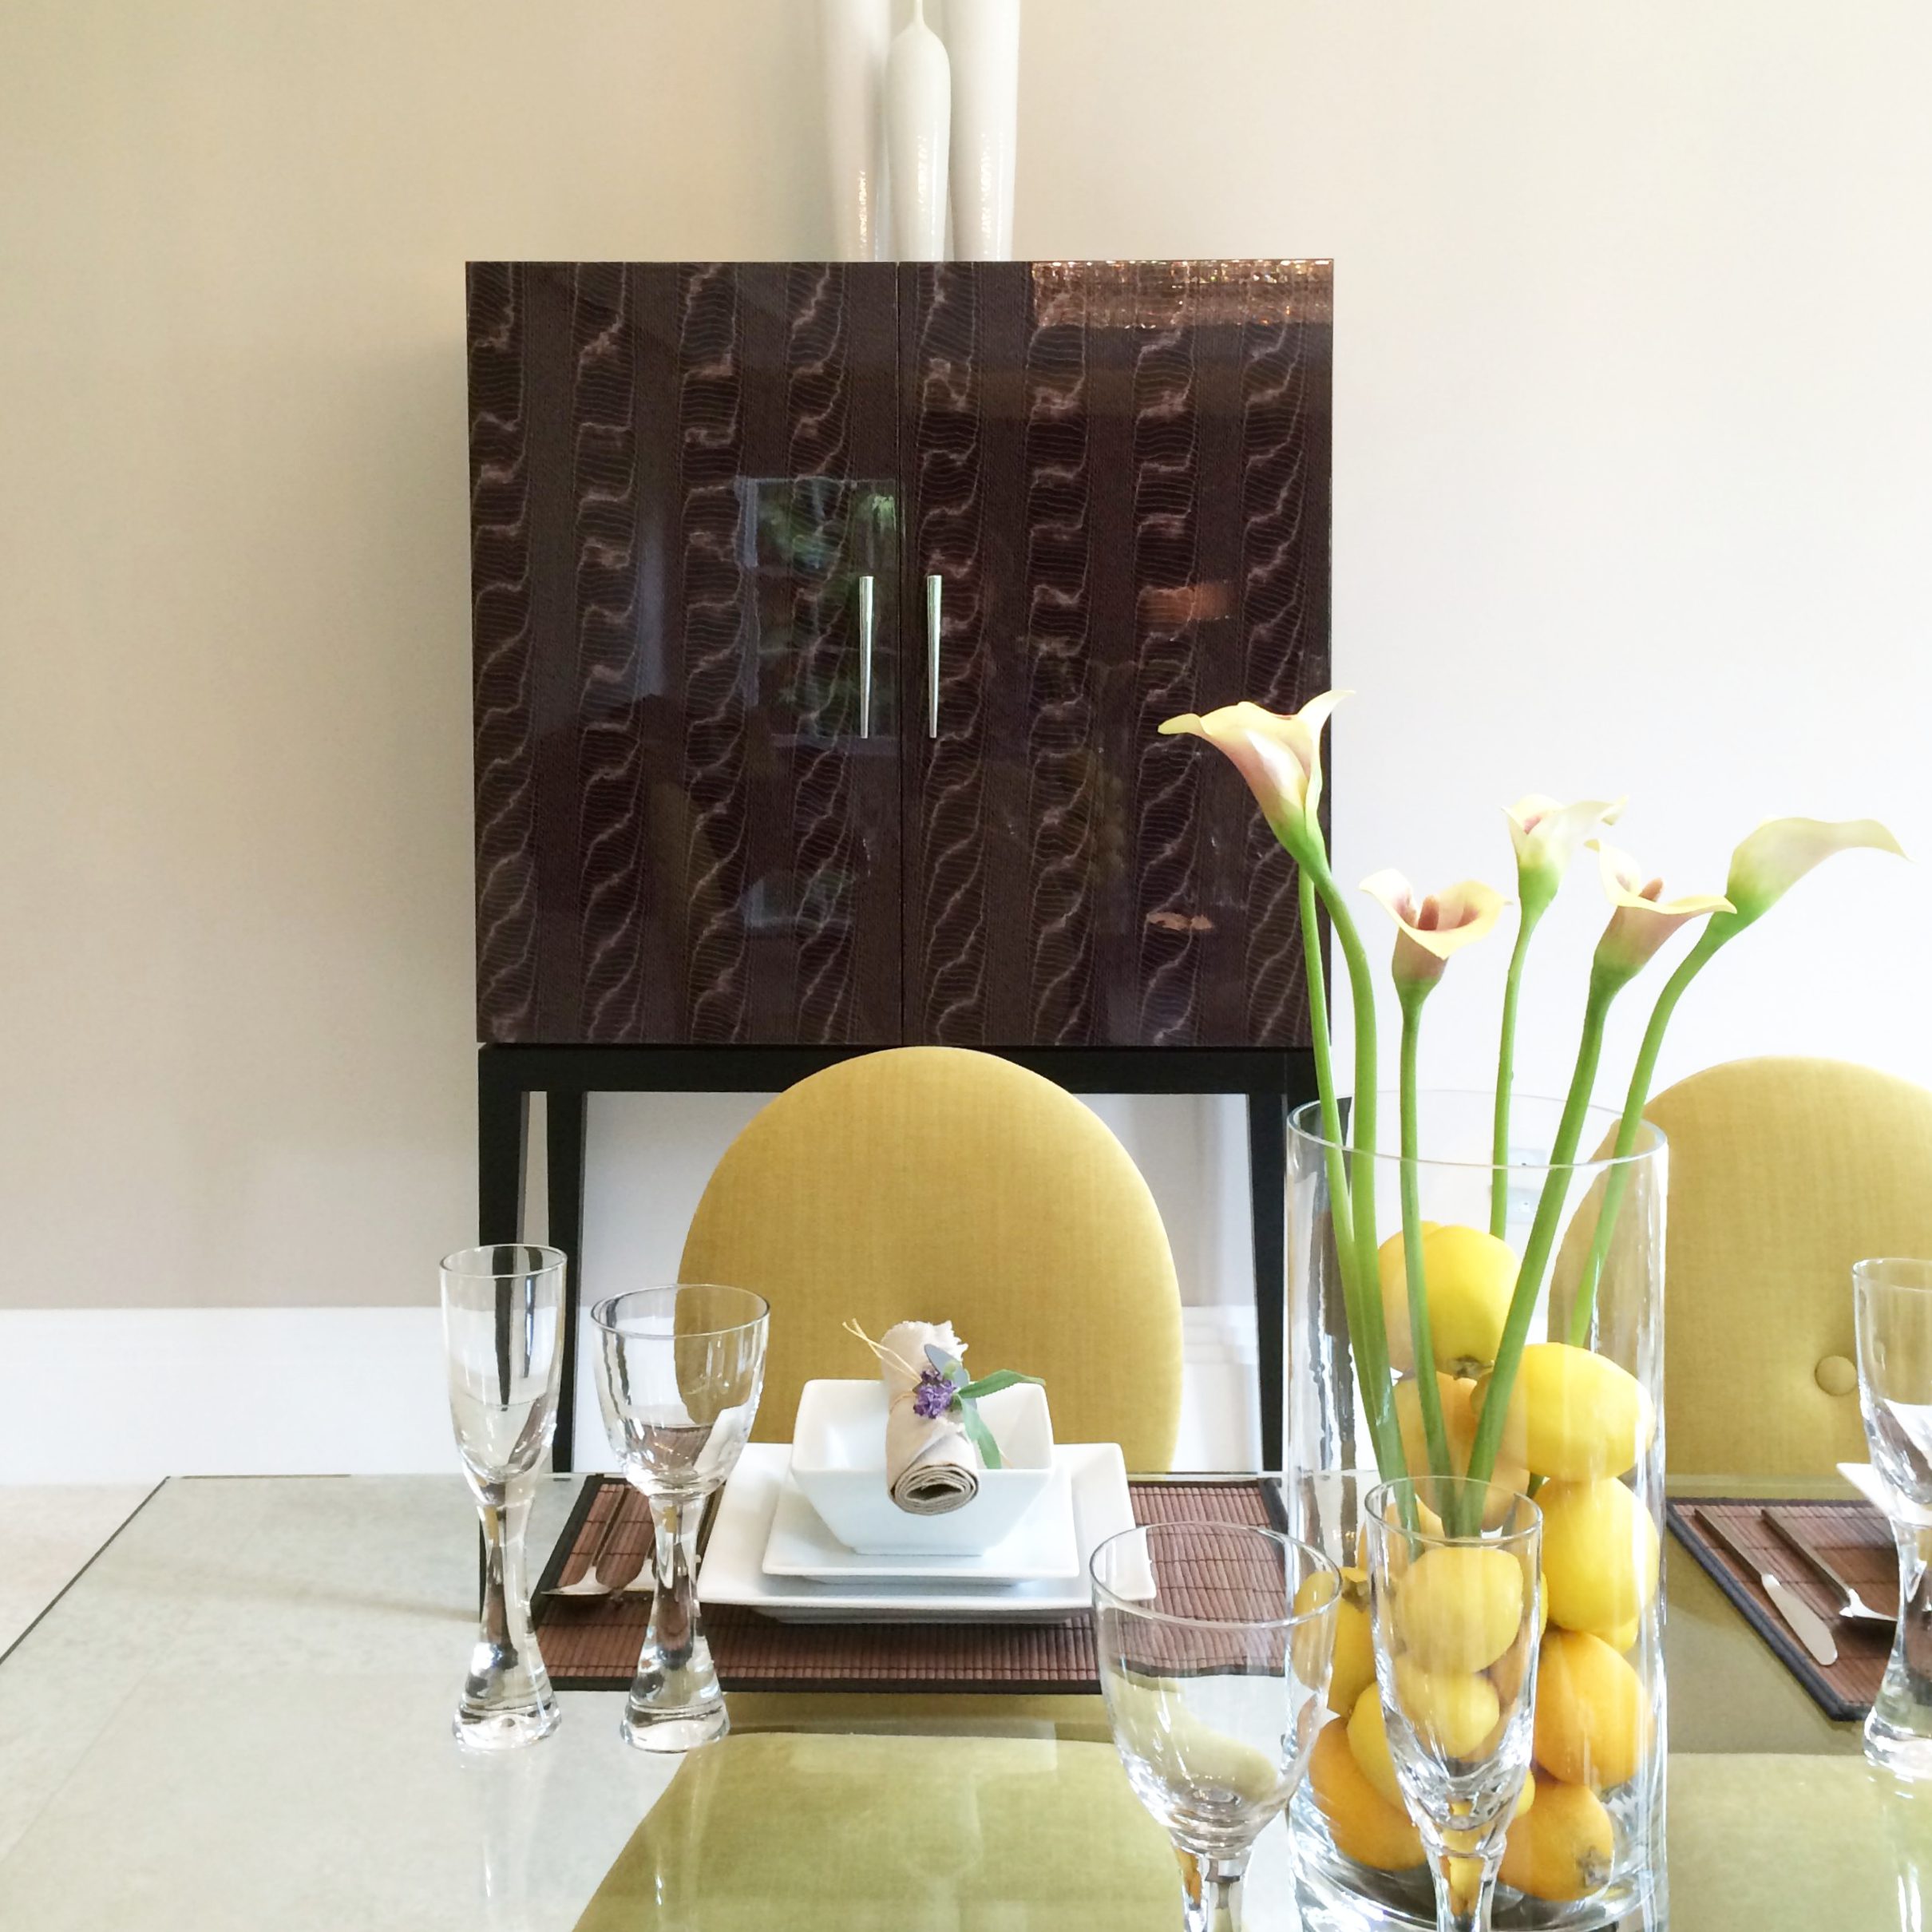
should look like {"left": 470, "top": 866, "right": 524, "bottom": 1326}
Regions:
{"left": 1301, "top": 845, "right": 1403, "bottom": 1483}
{"left": 1489, "top": 901, "right": 1546, "bottom": 1238}
{"left": 1299, "top": 871, "right": 1353, "bottom": 1239}
{"left": 1399, "top": 981, "right": 1454, "bottom": 1487}
{"left": 1566, "top": 922, "right": 1730, "bottom": 1347}
{"left": 1464, "top": 963, "right": 1621, "bottom": 1491}
{"left": 1299, "top": 869, "right": 1376, "bottom": 1447}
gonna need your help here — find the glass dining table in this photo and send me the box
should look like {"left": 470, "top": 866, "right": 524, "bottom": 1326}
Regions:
{"left": 0, "top": 1470, "right": 1922, "bottom": 1930}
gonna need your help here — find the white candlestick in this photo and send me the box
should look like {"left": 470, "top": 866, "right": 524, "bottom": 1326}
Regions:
{"left": 946, "top": 0, "right": 1020, "bottom": 262}
{"left": 885, "top": 0, "right": 952, "bottom": 262}
{"left": 816, "top": 0, "right": 892, "bottom": 261}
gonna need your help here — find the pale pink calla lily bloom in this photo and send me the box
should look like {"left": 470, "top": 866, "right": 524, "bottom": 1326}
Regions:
{"left": 1722, "top": 817, "right": 1906, "bottom": 926}
{"left": 1506, "top": 794, "right": 1625, "bottom": 909}
{"left": 1589, "top": 841, "right": 1733, "bottom": 975}
{"left": 1360, "top": 869, "right": 1507, "bottom": 991}
{"left": 1158, "top": 692, "right": 1348, "bottom": 852}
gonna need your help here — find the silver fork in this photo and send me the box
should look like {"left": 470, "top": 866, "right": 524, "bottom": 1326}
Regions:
{"left": 1760, "top": 1510, "right": 1894, "bottom": 1625}
{"left": 547, "top": 1482, "right": 632, "bottom": 1597}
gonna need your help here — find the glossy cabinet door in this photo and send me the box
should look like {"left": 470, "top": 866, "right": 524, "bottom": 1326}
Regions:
{"left": 469, "top": 262, "right": 903, "bottom": 1043}
{"left": 900, "top": 260, "right": 1332, "bottom": 1047}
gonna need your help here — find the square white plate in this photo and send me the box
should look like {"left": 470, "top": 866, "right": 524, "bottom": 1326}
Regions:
{"left": 762, "top": 1453, "right": 1080, "bottom": 1582}
{"left": 702, "top": 1441, "right": 1132, "bottom": 1622}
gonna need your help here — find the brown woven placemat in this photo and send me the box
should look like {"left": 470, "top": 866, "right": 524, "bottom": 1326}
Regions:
{"left": 1665, "top": 1498, "right": 1897, "bottom": 1720}
{"left": 532, "top": 1475, "right": 1281, "bottom": 1693}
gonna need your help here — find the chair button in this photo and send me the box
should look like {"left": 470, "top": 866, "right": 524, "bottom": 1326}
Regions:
{"left": 1815, "top": 1354, "right": 1858, "bottom": 1397}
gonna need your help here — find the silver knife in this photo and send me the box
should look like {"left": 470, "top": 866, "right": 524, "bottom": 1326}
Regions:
{"left": 1696, "top": 1509, "right": 1839, "bottom": 1668}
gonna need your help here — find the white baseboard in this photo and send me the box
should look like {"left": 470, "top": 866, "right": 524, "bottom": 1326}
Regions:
{"left": 0, "top": 1301, "right": 1267, "bottom": 1484}
{"left": 1174, "top": 1302, "right": 1262, "bottom": 1472}
{"left": 0, "top": 1308, "right": 450, "bottom": 1484}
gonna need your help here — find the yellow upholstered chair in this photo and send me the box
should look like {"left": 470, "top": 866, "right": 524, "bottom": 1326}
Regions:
{"left": 1648, "top": 1056, "right": 1932, "bottom": 1477}
{"left": 679, "top": 1047, "right": 1184, "bottom": 1471}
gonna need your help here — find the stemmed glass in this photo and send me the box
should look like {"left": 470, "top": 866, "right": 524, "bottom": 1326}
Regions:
{"left": 1855, "top": 1257, "right": 1932, "bottom": 1777}
{"left": 1091, "top": 1521, "right": 1340, "bottom": 1931}
{"left": 1363, "top": 1476, "right": 1542, "bottom": 1932}
{"left": 592, "top": 1284, "right": 769, "bottom": 1752}
{"left": 440, "top": 1243, "right": 568, "bottom": 1749}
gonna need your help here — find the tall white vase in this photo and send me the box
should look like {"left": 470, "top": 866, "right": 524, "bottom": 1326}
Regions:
{"left": 816, "top": 0, "right": 891, "bottom": 261}
{"left": 885, "top": 0, "right": 951, "bottom": 262}
{"left": 946, "top": 0, "right": 1020, "bottom": 261}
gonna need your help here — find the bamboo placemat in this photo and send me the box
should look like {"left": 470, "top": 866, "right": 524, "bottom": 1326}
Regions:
{"left": 532, "top": 1475, "right": 1281, "bottom": 1693}
{"left": 1665, "top": 1498, "right": 1897, "bottom": 1720}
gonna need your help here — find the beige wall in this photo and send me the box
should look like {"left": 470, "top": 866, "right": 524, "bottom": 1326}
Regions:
{"left": 4, "top": 2, "right": 1928, "bottom": 1311}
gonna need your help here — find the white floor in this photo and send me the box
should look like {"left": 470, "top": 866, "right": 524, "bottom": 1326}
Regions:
{"left": 0, "top": 1483, "right": 153, "bottom": 1655}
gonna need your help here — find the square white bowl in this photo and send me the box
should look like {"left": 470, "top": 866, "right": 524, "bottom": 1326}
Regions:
{"left": 761, "top": 1457, "right": 1080, "bottom": 1582}
{"left": 790, "top": 1378, "right": 1055, "bottom": 1556}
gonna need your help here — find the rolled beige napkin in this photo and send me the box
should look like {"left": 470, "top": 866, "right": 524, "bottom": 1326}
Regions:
{"left": 879, "top": 1319, "right": 981, "bottom": 1516}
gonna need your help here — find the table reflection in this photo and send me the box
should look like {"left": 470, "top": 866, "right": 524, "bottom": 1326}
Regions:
{"left": 570, "top": 1729, "right": 1184, "bottom": 1932}
{"left": 1875, "top": 1764, "right": 1932, "bottom": 1932}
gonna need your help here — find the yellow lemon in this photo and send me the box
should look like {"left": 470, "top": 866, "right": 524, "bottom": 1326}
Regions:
{"left": 1395, "top": 1372, "right": 1462, "bottom": 1475}
{"left": 1291, "top": 1569, "right": 1340, "bottom": 1694}
{"left": 1345, "top": 1688, "right": 1405, "bottom": 1811}
{"left": 1535, "top": 1629, "right": 1651, "bottom": 1789}
{"left": 1541, "top": 1479, "right": 1659, "bottom": 1638}
{"left": 1392, "top": 1656, "right": 1501, "bottom": 1759}
{"left": 1418, "top": 1225, "right": 1515, "bottom": 1375}
{"left": 1487, "top": 1578, "right": 1552, "bottom": 1704}
{"left": 1486, "top": 1621, "right": 1538, "bottom": 1705}
{"left": 1599, "top": 1616, "right": 1641, "bottom": 1653}
{"left": 1378, "top": 1224, "right": 1439, "bottom": 1373}
{"left": 1296, "top": 1577, "right": 1375, "bottom": 1716}
{"left": 1392, "top": 1376, "right": 1533, "bottom": 1514}
{"left": 1396, "top": 1546, "right": 1524, "bottom": 1674}
{"left": 1310, "top": 1716, "right": 1426, "bottom": 1871}
{"left": 1474, "top": 1344, "right": 1650, "bottom": 1483}
{"left": 1498, "top": 1777, "right": 1614, "bottom": 1901}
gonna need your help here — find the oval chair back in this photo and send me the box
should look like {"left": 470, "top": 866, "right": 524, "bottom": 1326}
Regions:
{"left": 1646, "top": 1056, "right": 1932, "bottom": 1477}
{"left": 679, "top": 1047, "right": 1184, "bottom": 1471}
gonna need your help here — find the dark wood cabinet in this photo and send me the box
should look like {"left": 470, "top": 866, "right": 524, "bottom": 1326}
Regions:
{"left": 470, "top": 261, "right": 904, "bottom": 1047}
{"left": 468, "top": 259, "right": 1330, "bottom": 1051}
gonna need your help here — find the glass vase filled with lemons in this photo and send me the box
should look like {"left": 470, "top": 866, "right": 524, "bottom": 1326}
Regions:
{"left": 1285, "top": 1091, "right": 1664, "bottom": 1927}
{"left": 1158, "top": 694, "right": 1902, "bottom": 1929}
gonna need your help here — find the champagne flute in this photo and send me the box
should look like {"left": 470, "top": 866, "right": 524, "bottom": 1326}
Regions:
{"left": 1855, "top": 1257, "right": 1932, "bottom": 1777}
{"left": 441, "top": 1243, "right": 568, "bottom": 1749}
{"left": 592, "top": 1285, "right": 769, "bottom": 1752}
{"left": 1363, "top": 1476, "right": 1542, "bottom": 1932}
{"left": 1091, "top": 1520, "right": 1339, "bottom": 1930}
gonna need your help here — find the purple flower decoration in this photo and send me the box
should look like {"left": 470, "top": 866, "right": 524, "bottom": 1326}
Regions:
{"left": 912, "top": 1369, "right": 956, "bottom": 1421}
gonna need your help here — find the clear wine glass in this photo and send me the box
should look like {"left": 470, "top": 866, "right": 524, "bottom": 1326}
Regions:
{"left": 1855, "top": 1257, "right": 1932, "bottom": 1777}
{"left": 1091, "top": 1520, "right": 1339, "bottom": 1931}
{"left": 592, "top": 1284, "right": 769, "bottom": 1752}
{"left": 440, "top": 1243, "right": 568, "bottom": 1750}
{"left": 1363, "top": 1476, "right": 1542, "bottom": 1932}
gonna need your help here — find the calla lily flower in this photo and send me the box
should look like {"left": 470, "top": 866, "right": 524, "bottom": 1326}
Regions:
{"left": 1720, "top": 816, "right": 1906, "bottom": 928}
{"left": 1589, "top": 841, "right": 1733, "bottom": 976}
{"left": 1360, "top": 869, "right": 1507, "bottom": 992}
{"left": 1506, "top": 794, "right": 1625, "bottom": 913}
{"left": 1158, "top": 693, "right": 1348, "bottom": 854}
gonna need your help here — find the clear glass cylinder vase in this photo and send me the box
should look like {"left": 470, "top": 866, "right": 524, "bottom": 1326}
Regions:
{"left": 1283, "top": 1091, "right": 1668, "bottom": 1931}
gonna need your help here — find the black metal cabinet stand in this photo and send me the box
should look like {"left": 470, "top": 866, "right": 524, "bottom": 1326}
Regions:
{"left": 478, "top": 1043, "right": 1314, "bottom": 1475}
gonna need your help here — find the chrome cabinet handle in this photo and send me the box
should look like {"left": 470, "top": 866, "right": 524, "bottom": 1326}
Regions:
{"left": 925, "top": 572, "right": 943, "bottom": 737}
{"left": 856, "top": 574, "right": 875, "bottom": 739}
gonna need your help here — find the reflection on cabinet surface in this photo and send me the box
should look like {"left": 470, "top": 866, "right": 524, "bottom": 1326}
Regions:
{"left": 468, "top": 259, "right": 1330, "bottom": 1049}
